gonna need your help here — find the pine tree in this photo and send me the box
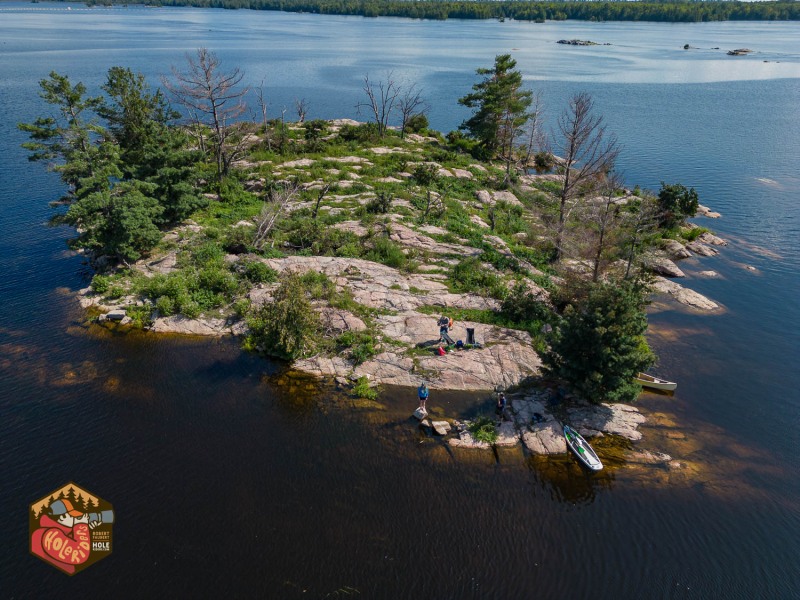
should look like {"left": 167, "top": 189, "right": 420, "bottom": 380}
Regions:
{"left": 458, "top": 54, "right": 532, "bottom": 166}
{"left": 545, "top": 280, "right": 656, "bottom": 403}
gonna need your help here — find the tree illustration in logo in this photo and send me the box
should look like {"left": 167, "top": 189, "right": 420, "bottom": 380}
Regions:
{"left": 29, "top": 482, "right": 114, "bottom": 575}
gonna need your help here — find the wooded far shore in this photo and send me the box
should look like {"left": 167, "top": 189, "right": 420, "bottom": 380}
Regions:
{"left": 52, "top": 0, "right": 800, "bottom": 24}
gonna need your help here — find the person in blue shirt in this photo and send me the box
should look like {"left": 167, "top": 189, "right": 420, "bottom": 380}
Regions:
{"left": 418, "top": 382, "right": 429, "bottom": 410}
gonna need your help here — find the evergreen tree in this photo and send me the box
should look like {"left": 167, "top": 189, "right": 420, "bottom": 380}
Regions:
{"left": 99, "top": 66, "right": 175, "bottom": 173}
{"left": 100, "top": 67, "right": 205, "bottom": 224}
{"left": 657, "top": 182, "right": 699, "bottom": 229}
{"left": 545, "top": 280, "right": 655, "bottom": 403}
{"left": 66, "top": 180, "right": 163, "bottom": 264}
{"left": 458, "top": 54, "right": 532, "bottom": 162}
{"left": 18, "top": 72, "right": 104, "bottom": 199}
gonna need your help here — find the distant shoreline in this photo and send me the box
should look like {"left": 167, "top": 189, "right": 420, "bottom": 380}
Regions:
{"left": 37, "top": 0, "right": 800, "bottom": 24}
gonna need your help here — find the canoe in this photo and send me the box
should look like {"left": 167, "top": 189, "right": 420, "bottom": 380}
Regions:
{"left": 563, "top": 425, "right": 603, "bottom": 471}
{"left": 635, "top": 372, "right": 677, "bottom": 391}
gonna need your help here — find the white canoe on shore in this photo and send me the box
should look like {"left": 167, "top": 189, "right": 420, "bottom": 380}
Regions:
{"left": 635, "top": 372, "right": 677, "bottom": 392}
{"left": 563, "top": 425, "right": 603, "bottom": 471}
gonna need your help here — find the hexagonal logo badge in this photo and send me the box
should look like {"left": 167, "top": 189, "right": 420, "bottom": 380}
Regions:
{"left": 29, "top": 483, "right": 114, "bottom": 575}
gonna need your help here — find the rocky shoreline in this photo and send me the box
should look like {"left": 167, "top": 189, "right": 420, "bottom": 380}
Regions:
{"left": 81, "top": 215, "right": 727, "bottom": 392}
{"left": 73, "top": 124, "right": 742, "bottom": 470}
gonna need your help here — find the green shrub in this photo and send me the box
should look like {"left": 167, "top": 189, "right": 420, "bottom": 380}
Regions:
{"left": 198, "top": 266, "right": 239, "bottom": 296}
{"left": 126, "top": 305, "right": 153, "bottom": 329}
{"left": 304, "top": 120, "right": 329, "bottom": 153}
{"left": 223, "top": 225, "right": 254, "bottom": 255}
{"left": 480, "top": 248, "right": 521, "bottom": 273}
{"left": 246, "top": 272, "right": 320, "bottom": 360}
{"left": 534, "top": 151, "right": 555, "bottom": 170}
{"left": 191, "top": 241, "right": 225, "bottom": 268}
{"left": 338, "top": 122, "right": 381, "bottom": 143}
{"left": 468, "top": 416, "right": 498, "bottom": 444}
{"left": 232, "top": 297, "right": 251, "bottom": 318}
{"left": 501, "top": 282, "right": 553, "bottom": 324}
{"left": 337, "top": 331, "right": 380, "bottom": 366}
{"left": 91, "top": 274, "right": 111, "bottom": 294}
{"left": 446, "top": 130, "right": 478, "bottom": 155}
{"left": 366, "top": 192, "right": 393, "bottom": 214}
{"left": 352, "top": 376, "right": 378, "bottom": 400}
{"left": 299, "top": 270, "right": 336, "bottom": 300}
{"left": 181, "top": 300, "right": 201, "bottom": 319}
{"left": 406, "top": 113, "right": 429, "bottom": 134}
{"left": 335, "top": 243, "right": 363, "bottom": 259}
{"left": 365, "top": 236, "right": 407, "bottom": 270}
{"left": 155, "top": 295, "right": 175, "bottom": 316}
{"left": 106, "top": 284, "right": 125, "bottom": 299}
{"left": 242, "top": 260, "right": 278, "bottom": 284}
{"left": 487, "top": 201, "right": 527, "bottom": 235}
{"left": 450, "top": 257, "right": 506, "bottom": 299}
{"left": 680, "top": 226, "right": 709, "bottom": 242}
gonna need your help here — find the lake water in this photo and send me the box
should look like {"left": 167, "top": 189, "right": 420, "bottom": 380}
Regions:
{"left": 1, "top": 4, "right": 799, "bottom": 597}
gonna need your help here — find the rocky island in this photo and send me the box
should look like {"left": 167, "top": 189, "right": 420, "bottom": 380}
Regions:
{"left": 21, "top": 55, "right": 729, "bottom": 466}
{"left": 77, "top": 120, "right": 724, "bottom": 395}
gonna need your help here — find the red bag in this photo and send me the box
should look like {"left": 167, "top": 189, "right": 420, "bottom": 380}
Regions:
{"left": 437, "top": 347, "right": 446, "bottom": 356}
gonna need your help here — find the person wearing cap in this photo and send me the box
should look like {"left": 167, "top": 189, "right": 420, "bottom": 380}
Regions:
{"left": 30, "top": 499, "right": 98, "bottom": 575}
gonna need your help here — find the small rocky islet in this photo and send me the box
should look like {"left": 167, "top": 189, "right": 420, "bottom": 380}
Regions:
{"left": 80, "top": 118, "right": 731, "bottom": 466}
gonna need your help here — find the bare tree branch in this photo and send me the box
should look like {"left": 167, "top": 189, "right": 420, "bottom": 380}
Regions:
{"left": 397, "top": 82, "right": 427, "bottom": 139}
{"left": 253, "top": 183, "right": 299, "bottom": 250}
{"left": 163, "top": 48, "right": 250, "bottom": 183}
{"left": 554, "top": 92, "right": 621, "bottom": 261}
{"left": 255, "top": 77, "right": 271, "bottom": 150}
{"left": 356, "top": 72, "right": 401, "bottom": 137}
{"left": 523, "top": 91, "right": 545, "bottom": 166}
{"left": 294, "top": 98, "right": 308, "bottom": 124}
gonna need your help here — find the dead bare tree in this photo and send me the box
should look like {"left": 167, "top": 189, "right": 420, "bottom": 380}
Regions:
{"left": 253, "top": 183, "right": 299, "bottom": 250}
{"left": 397, "top": 82, "right": 427, "bottom": 139}
{"left": 585, "top": 172, "right": 626, "bottom": 282}
{"left": 294, "top": 98, "right": 308, "bottom": 124}
{"left": 523, "top": 91, "right": 545, "bottom": 166}
{"left": 255, "top": 78, "right": 271, "bottom": 150}
{"left": 311, "top": 183, "right": 332, "bottom": 221}
{"left": 164, "top": 48, "right": 250, "bottom": 182}
{"left": 356, "top": 73, "right": 401, "bottom": 137}
{"left": 622, "top": 194, "right": 660, "bottom": 280}
{"left": 554, "top": 92, "right": 620, "bottom": 261}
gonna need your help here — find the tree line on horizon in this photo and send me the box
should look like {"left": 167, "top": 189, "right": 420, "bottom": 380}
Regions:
{"left": 72, "top": 0, "right": 800, "bottom": 23}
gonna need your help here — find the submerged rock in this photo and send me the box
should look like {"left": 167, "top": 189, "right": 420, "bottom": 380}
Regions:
{"left": 652, "top": 277, "right": 720, "bottom": 311}
{"left": 686, "top": 241, "right": 719, "bottom": 257}
{"left": 431, "top": 420, "right": 451, "bottom": 435}
{"left": 696, "top": 205, "right": 721, "bottom": 218}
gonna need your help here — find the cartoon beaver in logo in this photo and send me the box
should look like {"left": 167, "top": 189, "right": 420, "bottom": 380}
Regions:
{"left": 30, "top": 485, "right": 114, "bottom": 575}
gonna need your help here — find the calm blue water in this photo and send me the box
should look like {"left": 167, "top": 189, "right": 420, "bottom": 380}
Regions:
{"left": 1, "top": 4, "right": 799, "bottom": 597}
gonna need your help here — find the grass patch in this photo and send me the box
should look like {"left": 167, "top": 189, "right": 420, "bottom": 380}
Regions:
{"left": 468, "top": 416, "right": 498, "bottom": 444}
{"left": 352, "top": 376, "right": 379, "bottom": 400}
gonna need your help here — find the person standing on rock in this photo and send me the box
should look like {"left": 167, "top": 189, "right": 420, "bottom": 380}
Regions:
{"left": 418, "top": 382, "right": 429, "bottom": 411}
{"left": 495, "top": 392, "right": 507, "bottom": 421}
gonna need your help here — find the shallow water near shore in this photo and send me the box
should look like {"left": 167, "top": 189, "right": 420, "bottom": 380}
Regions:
{"left": 1, "top": 4, "right": 799, "bottom": 597}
